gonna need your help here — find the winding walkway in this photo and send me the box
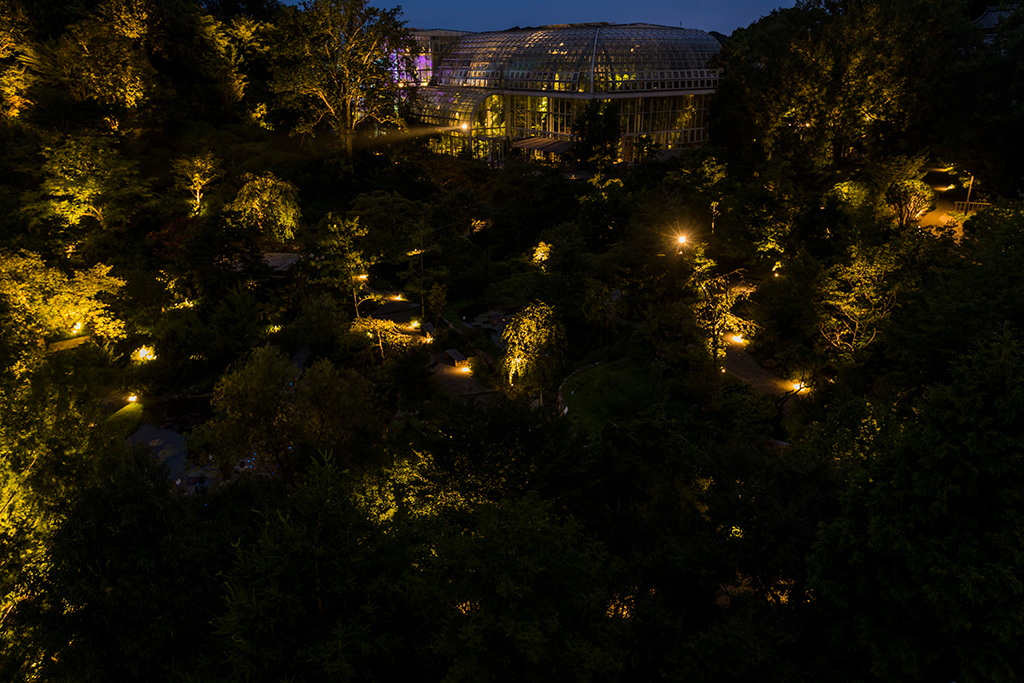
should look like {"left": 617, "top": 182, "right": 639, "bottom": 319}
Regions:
{"left": 722, "top": 338, "right": 794, "bottom": 397}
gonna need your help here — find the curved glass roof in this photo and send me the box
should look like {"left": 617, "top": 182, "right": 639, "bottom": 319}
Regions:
{"left": 416, "top": 86, "right": 491, "bottom": 126}
{"left": 427, "top": 23, "right": 721, "bottom": 95}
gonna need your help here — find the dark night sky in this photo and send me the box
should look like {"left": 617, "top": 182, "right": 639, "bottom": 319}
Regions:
{"left": 371, "top": 0, "right": 796, "bottom": 36}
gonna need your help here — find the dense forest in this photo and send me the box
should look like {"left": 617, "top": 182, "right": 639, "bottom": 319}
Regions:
{"left": 2, "top": 0, "right": 1024, "bottom": 680}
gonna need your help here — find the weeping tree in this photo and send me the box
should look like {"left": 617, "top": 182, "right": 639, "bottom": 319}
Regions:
{"left": 227, "top": 172, "right": 301, "bottom": 241}
{"left": 500, "top": 300, "right": 566, "bottom": 404}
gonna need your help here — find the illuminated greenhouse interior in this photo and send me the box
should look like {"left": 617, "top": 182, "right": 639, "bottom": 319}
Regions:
{"left": 412, "top": 23, "right": 722, "bottom": 162}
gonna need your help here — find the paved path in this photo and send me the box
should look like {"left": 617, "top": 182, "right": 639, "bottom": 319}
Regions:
{"left": 429, "top": 349, "right": 495, "bottom": 398}
{"left": 722, "top": 338, "right": 794, "bottom": 397}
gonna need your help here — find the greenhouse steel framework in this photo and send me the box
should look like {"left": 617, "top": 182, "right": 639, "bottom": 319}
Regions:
{"left": 411, "top": 23, "right": 722, "bottom": 162}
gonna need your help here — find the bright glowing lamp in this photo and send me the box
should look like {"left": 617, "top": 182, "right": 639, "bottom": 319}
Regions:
{"left": 677, "top": 235, "right": 686, "bottom": 244}
{"left": 128, "top": 395, "right": 138, "bottom": 402}
{"left": 460, "top": 123, "right": 468, "bottom": 131}
{"left": 732, "top": 335, "right": 743, "bottom": 343}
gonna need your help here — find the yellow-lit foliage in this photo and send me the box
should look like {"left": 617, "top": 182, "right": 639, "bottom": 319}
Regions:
{"left": 228, "top": 172, "right": 301, "bottom": 241}
{"left": 454, "top": 600, "right": 479, "bottom": 615}
{"left": 196, "top": 13, "right": 248, "bottom": 112}
{"left": 531, "top": 241, "right": 551, "bottom": 270}
{"left": 100, "top": 0, "right": 150, "bottom": 40}
{"left": 23, "top": 135, "right": 149, "bottom": 231}
{"left": 171, "top": 151, "right": 223, "bottom": 215}
{"left": 0, "top": 0, "right": 33, "bottom": 121}
{"left": 605, "top": 594, "right": 635, "bottom": 619}
{"left": 25, "top": 10, "right": 157, "bottom": 121}
{"left": 349, "top": 450, "right": 477, "bottom": 525}
{"left": 500, "top": 300, "right": 566, "bottom": 388}
{"left": 0, "top": 251, "right": 125, "bottom": 376}
{"left": 349, "top": 316, "right": 413, "bottom": 361}
{"left": 0, "top": 376, "right": 97, "bottom": 660}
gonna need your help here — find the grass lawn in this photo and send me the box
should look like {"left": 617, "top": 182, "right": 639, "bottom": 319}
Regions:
{"left": 441, "top": 300, "right": 476, "bottom": 332}
{"left": 562, "top": 357, "right": 661, "bottom": 435}
{"left": 107, "top": 401, "right": 145, "bottom": 436}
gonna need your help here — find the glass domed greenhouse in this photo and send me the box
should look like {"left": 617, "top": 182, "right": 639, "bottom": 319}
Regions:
{"left": 411, "top": 23, "right": 722, "bottom": 162}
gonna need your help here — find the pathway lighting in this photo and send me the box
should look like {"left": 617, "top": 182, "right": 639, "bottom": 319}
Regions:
{"left": 461, "top": 366, "right": 471, "bottom": 373}
{"left": 128, "top": 395, "right": 138, "bottom": 402}
{"left": 132, "top": 346, "right": 156, "bottom": 362}
{"left": 731, "top": 335, "right": 743, "bottom": 343}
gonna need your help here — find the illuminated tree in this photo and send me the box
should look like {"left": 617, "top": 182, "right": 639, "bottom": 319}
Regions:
{"left": 683, "top": 244, "right": 756, "bottom": 370}
{"left": 867, "top": 155, "right": 935, "bottom": 230}
{"left": 0, "top": 374, "right": 100, "bottom": 679}
{"left": 500, "top": 300, "right": 566, "bottom": 400}
{"left": 0, "top": 0, "right": 33, "bottom": 124}
{"left": 816, "top": 242, "right": 908, "bottom": 361}
{"left": 349, "top": 316, "right": 412, "bottom": 362}
{"left": 20, "top": 0, "right": 158, "bottom": 130}
{"left": 193, "top": 12, "right": 249, "bottom": 114}
{"left": 21, "top": 134, "right": 150, "bottom": 234}
{"left": 227, "top": 171, "right": 300, "bottom": 240}
{"left": 0, "top": 250, "right": 125, "bottom": 377}
{"left": 171, "top": 151, "right": 223, "bottom": 215}
{"left": 885, "top": 178, "right": 933, "bottom": 230}
{"left": 270, "top": 0, "right": 415, "bottom": 156}
{"left": 309, "top": 213, "right": 378, "bottom": 317}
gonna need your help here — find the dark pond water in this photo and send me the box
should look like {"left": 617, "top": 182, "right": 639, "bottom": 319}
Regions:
{"left": 129, "top": 396, "right": 213, "bottom": 493}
